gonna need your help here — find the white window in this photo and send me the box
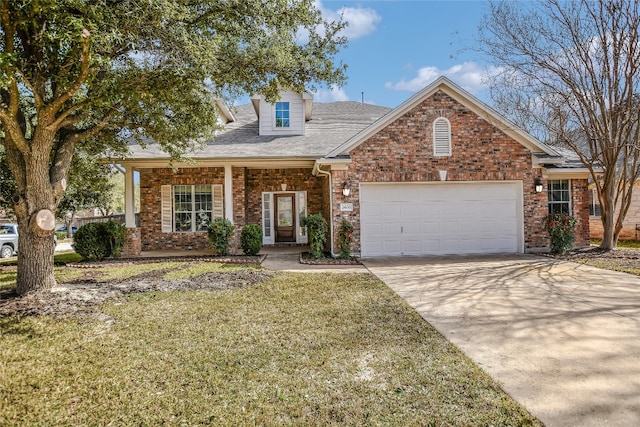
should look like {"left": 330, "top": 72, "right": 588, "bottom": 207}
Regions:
{"left": 433, "top": 117, "right": 452, "bottom": 156}
{"left": 548, "top": 179, "right": 571, "bottom": 215}
{"left": 275, "top": 101, "right": 290, "bottom": 128}
{"left": 262, "top": 193, "right": 272, "bottom": 238}
{"left": 589, "top": 188, "right": 601, "bottom": 217}
{"left": 161, "top": 184, "right": 223, "bottom": 233}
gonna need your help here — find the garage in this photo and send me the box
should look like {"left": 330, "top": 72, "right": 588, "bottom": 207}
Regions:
{"left": 359, "top": 182, "right": 523, "bottom": 257}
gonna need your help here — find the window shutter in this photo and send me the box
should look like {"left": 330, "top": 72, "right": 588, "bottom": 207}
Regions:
{"left": 212, "top": 184, "right": 223, "bottom": 219}
{"left": 161, "top": 185, "right": 173, "bottom": 233}
{"left": 433, "top": 117, "right": 452, "bottom": 156}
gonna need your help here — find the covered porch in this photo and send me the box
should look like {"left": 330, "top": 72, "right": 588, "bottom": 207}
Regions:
{"left": 118, "top": 160, "right": 330, "bottom": 256}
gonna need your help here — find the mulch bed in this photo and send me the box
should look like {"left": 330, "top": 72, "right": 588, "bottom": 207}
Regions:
{"left": 0, "top": 267, "right": 275, "bottom": 318}
{"left": 66, "top": 254, "right": 266, "bottom": 268}
{"left": 299, "top": 252, "right": 362, "bottom": 265}
{"left": 541, "top": 246, "right": 640, "bottom": 260}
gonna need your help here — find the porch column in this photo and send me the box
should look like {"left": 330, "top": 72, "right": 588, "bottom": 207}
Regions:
{"left": 224, "top": 164, "right": 234, "bottom": 223}
{"left": 124, "top": 165, "right": 136, "bottom": 228}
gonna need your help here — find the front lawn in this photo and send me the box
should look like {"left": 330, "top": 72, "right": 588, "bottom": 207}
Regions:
{"left": 0, "top": 263, "right": 540, "bottom": 425}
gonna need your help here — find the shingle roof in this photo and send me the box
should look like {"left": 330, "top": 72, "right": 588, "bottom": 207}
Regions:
{"left": 123, "top": 102, "right": 392, "bottom": 160}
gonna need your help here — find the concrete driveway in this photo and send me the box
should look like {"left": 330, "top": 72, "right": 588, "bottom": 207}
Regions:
{"left": 364, "top": 254, "right": 640, "bottom": 427}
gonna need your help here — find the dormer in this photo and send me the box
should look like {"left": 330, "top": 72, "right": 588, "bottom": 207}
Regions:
{"left": 250, "top": 90, "right": 313, "bottom": 136}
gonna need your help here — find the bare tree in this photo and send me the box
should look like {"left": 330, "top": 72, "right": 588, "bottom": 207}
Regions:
{"left": 479, "top": 0, "right": 640, "bottom": 249}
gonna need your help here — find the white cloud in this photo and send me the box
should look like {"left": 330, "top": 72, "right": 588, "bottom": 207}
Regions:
{"left": 316, "top": 1, "right": 381, "bottom": 40}
{"left": 312, "top": 87, "right": 350, "bottom": 102}
{"left": 385, "top": 62, "right": 503, "bottom": 95}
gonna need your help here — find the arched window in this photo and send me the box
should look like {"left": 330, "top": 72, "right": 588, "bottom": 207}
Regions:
{"left": 433, "top": 117, "right": 451, "bottom": 156}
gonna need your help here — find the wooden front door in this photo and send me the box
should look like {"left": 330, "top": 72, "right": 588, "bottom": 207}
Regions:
{"left": 275, "top": 193, "right": 296, "bottom": 243}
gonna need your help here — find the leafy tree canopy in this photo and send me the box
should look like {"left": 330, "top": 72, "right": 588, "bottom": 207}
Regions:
{"left": 0, "top": 0, "right": 347, "bottom": 294}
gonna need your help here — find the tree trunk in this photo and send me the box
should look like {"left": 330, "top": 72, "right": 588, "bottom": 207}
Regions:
{"left": 600, "top": 182, "right": 617, "bottom": 250}
{"left": 11, "top": 131, "right": 60, "bottom": 295}
{"left": 15, "top": 215, "right": 57, "bottom": 295}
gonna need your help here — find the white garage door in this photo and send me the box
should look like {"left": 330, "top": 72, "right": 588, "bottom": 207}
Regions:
{"left": 360, "top": 182, "right": 523, "bottom": 257}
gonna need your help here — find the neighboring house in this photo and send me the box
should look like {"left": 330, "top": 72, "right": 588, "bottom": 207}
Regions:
{"left": 110, "top": 77, "right": 592, "bottom": 257}
{"left": 588, "top": 182, "right": 640, "bottom": 240}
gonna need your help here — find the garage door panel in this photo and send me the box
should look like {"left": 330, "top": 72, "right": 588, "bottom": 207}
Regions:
{"left": 360, "top": 182, "right": 522, "bottom": 256}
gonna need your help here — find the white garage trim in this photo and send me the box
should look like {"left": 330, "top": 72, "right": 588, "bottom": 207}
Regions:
{"left": 359, "top": 181, "right": 524, "bottom": 257}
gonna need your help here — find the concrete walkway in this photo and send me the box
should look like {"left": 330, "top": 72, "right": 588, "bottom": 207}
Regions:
{"left": 364, "top": 254, "right": 640, "bottom": 427}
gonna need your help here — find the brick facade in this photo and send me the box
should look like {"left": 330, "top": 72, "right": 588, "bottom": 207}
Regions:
{"left": 138, "top": 166, "right": 325, "bottom": 252}
{"left": 139, "top": 167, "right": 225, "bottom": 251}
{"left": 133, "top": 89, "right": 590, "bottom": 255}
{"left": 327, "top": 90, "right": 590, "bottom": 254}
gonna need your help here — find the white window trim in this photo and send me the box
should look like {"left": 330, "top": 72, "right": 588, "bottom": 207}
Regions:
{"left": 161, "top": 184, "right": 223, "bottom": 233}
{"left": 261, "top": 191, "right": 308, "bottom": 245}
{"left": 589, "top": 188, "right": 601, "bottom": 217}
{"left": 433, "top": 117, "right": 452, "bottom": 157}
{"left": 547, "top": 179, "right": 572, "bottom": 215}
{"left": 274, "top": 101, "right": 290, "bottom": 129}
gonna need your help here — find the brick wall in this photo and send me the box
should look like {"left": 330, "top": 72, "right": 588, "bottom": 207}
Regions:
{"left": 571, "top": 179, "right": 591, "bottom": 246}
{"left": 329, "top": 90, "right": 590, "bottom": 253}
{"left": 139, "top": 167, "right": 225, "bottom": 251}
{"left": 139, "top": 166, "right": 326, "bottom": 251}
{"left": 244, "top": 167, "right": 325, "bottom": 227}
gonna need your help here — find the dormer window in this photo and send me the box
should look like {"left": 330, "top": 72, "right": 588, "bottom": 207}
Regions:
{"left": 275, "top": 102, "right": 290, "bottom": 128}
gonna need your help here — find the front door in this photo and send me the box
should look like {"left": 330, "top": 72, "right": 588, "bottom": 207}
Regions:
{"left": 275, "top": 193, "right": 296, "bottom": 243}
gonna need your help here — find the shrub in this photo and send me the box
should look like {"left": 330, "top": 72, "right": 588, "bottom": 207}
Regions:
{"left": 338, "top": 219, "right": 354, "bottom": 259}
{"left": 73, "top": 221, "right": 126, "bottom": 261}
{"left": 208, "top": 218, "right": 235, "bottom": 256}
{"left": 302, "top": 214, "right": 327, "bottom": 259}
{"left": 545, "top": 213, "right": 577, "bottom": 255}
{"left": 54, "top": 231, "right": 67, "bottom": 241}
{"left": 240, "top": 224, "right": 262, "bottom": 256}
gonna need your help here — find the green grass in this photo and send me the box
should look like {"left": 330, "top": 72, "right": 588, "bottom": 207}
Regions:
{"left": 162, "top": 261, "right": 259, "bottom": 280}
{"left": 591, "top": 239, "right": 640, "bottom": 248}
{"left": 0, "top": 267, "right": 541, "bottom": 426}
{"left": 0, "top": 252, "right": 83, "bottom": 267}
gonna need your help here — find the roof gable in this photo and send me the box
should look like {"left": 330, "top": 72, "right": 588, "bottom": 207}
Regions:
{"left": 325, "top": 76, "right": 559, "bottom": 158}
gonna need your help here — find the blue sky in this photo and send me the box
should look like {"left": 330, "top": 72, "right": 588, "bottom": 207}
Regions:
{"left": 312, "top": 0, "right": 497, "bottom": 107}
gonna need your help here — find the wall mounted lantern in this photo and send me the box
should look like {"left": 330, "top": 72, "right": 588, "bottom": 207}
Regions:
{"left": 534, "top": 178, "right": 544, "bottom": 193}
{"left": 342, "top": 182, "right": 351, "bottom": 197}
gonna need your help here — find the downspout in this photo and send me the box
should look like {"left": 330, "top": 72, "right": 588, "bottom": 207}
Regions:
{"left": 312, "top": 161, "right": 337, "bottom": 257}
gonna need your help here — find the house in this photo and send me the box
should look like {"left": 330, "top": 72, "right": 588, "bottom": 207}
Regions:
{"left": 588, "top": 182, "right": 640, "bottom": 240}
{"left": 111, "top": 77, "right": 592, "bottom": 257}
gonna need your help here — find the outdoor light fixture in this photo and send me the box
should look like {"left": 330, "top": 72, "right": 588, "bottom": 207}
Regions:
{"left": 342, "top": 182, "right": 351, "bottom": 197}
{"left": 534, "top": 178, "right": 544, "bottom": 193}
{"left": 281, "top": 183, "right": 287, "bottom": 191}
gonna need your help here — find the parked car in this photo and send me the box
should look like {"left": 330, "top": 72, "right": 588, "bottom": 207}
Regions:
{"left": 55, "top": 225, "right": 78, "bottom": 234}
{"left": 0, "top": 223, "right": 58, "bottom": 258}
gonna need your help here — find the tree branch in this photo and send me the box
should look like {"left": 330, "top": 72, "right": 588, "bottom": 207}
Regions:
{"left": 43, "top": 30, "right": 92, "bottom": 124}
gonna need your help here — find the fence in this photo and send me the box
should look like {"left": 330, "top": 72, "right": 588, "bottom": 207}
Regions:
{"left": 76, "top": 213, "right": 140, "bottom": 228}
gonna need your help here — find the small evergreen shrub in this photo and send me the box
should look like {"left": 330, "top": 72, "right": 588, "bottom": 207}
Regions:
{"left": 55, "top": 231, "right": 67, "bottom": 241}
{"left": 545, "top": 213, "right": 577, "bottom": 255}
{"left": 241, "top": 224, "right": 262, "bottom": 256}
{"left": 73, "top": 221, "right": 126, "bottom": 260}
{"left": 302, "top": 214, "right": 328, "bottom": 259}
{"left": 208, "top": 218, "right": 235, "bottom": 256}
{"left": 102, "top": 221, "right": 126, "bottom": 257}
{"left": 338, "top": 219, "right": 354, "bottom": 259}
